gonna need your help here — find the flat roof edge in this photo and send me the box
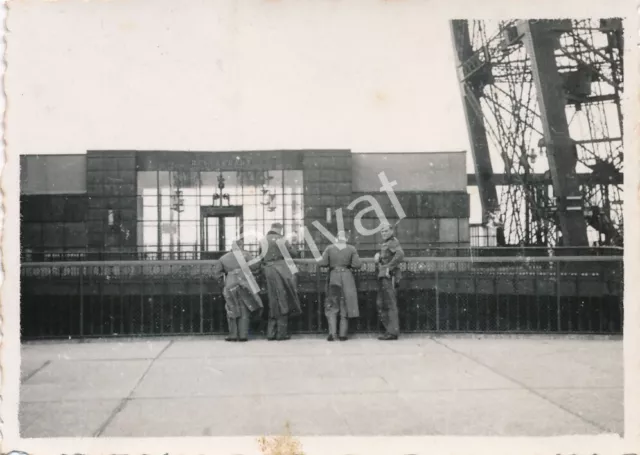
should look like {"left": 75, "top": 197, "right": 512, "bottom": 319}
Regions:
{"left": 352, "top": 150, "right": 466, "bottom": 155}
{"left": 21, "top": 149, "right": 465, "bottom": 157}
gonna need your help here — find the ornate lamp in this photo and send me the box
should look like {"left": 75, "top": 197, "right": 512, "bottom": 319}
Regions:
{"left": 212, "top": 172, "right": 231, "bottom": 206}
{"left": 260, "top": 171, "right": 277, "bottom": 212}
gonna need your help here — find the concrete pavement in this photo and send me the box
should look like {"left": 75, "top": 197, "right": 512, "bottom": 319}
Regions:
{"left": 19, "top": 335, "right": 623, "bottom": 437}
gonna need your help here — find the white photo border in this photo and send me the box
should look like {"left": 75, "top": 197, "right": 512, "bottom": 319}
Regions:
{"left": 1, "top": 0, "right": 638, "bottom": 453}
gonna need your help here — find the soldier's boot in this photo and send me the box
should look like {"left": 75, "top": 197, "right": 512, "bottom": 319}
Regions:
{"left": 266, "top": 319, "right": 277, "bottom": 341}
{"left": 238, "top": 314, "right": 250, "bottom": 342}
{"left": 339, "top": 316, "right": 349, "bottom": 341}
{"left": 226, "top": 318, "right": 239, "bottom": 342}
{"left": 387, "top": 294, "right": 400, "bottom": 338}
{"left": 276, "top": 316, "right": 290, "bottom": 340}
{"left": 327, "top": 313, "right": 338, "bottom": 341}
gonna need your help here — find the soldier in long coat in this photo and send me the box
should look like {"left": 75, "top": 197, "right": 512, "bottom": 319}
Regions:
{"left": 374, "top": 223, "right": 405, "bottom": 340}
{"left": 214, "top": 240, "right": 264, "bottom": 342}
{"left": 318, "top": 231, "right": 362, "bottom": 341}
{"left": 260, "top": 222, "right": 302, "bottom": 341}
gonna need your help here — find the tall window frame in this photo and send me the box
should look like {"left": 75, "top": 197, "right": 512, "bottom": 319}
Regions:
{"left": 136, "top": 169, "right": 304, "bottom": 257}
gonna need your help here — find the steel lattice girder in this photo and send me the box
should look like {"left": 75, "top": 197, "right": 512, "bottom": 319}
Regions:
{"left": 452, "top": 18, "right": 623, "bottom": 246}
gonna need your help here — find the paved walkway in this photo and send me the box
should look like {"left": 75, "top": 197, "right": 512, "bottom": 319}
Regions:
{"left": 19, "top": 335, "right": 622, "bottom": 438}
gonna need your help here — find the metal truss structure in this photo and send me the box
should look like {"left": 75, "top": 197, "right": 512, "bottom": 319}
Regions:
{"left": 452, "top": 19, "right": 624, "bottom": 247}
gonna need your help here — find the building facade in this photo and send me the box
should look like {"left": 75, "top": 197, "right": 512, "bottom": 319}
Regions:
{"left": 19, "top": 150, "right": 625, "bottom": 339}
{"left": 20, "top": 150, "right": 470, "bottom": 260}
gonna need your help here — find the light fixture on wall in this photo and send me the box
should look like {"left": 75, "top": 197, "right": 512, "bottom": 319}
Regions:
{"left": 171, "top": 172, "right": 186, "bottom": 213}
{"left": 260, "top": 171, "right": 276, "bottom": 212}
{"left": 261, "top": 187, "right": 276, "bottom": 212}
{"left": 212, "top": 172, "right": 230, "bottom": 206}
{"left": 171, "top": 189, "right": 185, "bottom": 213}
{"left": 326, "top": 208, "right": 332, "bottom": 224}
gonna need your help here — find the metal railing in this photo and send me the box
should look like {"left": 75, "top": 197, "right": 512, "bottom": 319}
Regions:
{"left": 20, "top": 245, "right": 623, "bottom": 262}
{"left": 20, "top": 255, "right": 623, "bottom": 339}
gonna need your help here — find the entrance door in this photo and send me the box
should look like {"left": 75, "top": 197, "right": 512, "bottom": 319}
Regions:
{"left": 200, "top": 206, "right": 243, "bottom": 259}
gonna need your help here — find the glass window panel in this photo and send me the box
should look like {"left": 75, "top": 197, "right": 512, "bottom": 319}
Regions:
{"left": 178, "top": 221, "right": 199, "bottom": 250}
{"left": 160, "top": 220, "right": 175, "bottom": 250}
{"left": 205, "top": 217, "right": 219, "bottom": 251}
{"left": 256, "top": 220, "right": 266, "bottom": 236}
{"left": 239, "top": 171, "right": 255, "bottom": 188}
{"left": 221, "top": 171, "right": 240, "bottom": 196}
{"left": 242, "top": 177, "right": 258, "bottom": 198}
{"left": 180, "top": 191, "right": 199, "bottom": 221}
{"left": 132, "top": 167, "right": 308, "bottom": 254}
{"left": 171, "top": 170, "right": 199, "bottom": 189}
{"left": 142, "top": 191, "right": 158, "bottom": 207}
{"left": 224, "top": 217, "right": 241, "bottom": 250}
{"left": 284, "top": 193, "right": 293, "bottom": 222}
{"left": 142, "top": 203, "right": 158, "bottom": 222}
{"left": 200, "top": 172, "right": 232, "bottom": 199}
{"left": 247, "top": 192, "right": 259, "bottom": 208}
{"left": 242, "top": 222, "right": 259, "bottom": 244}
{"left": 272, "top": 193, "right": 284, "bottom": 220}
{"left": 158, "top": 171, "right": 171, "bottom": 189}
{"left": 200, "top": 192, "right": 217, "bottom": 207}
{"left": 137, "top": 171, "right": 158, "bottom": 195}
{"left": 243, "top": 204, "right": 258, "bottom": 223}
{"left": 182, "top": 189, "right": 198, "bottom": 204}
{"left": 265, "top": 170, "right": 283, "bottom": 193}
{"left": 257, "top": 189, "right": 270, "bottom": 211}
{"left": 180, "top": 207, "right": 198, "bottom": 222}
{"left": 200, "top": 171, "right": 218, "bottom": 189}
{"left": 263, "top": 208, "right": 276, "bottom": 227}
{"left": 200, "top": 185, "right": 216, "bottom": 205}
{"left": 139, "top": 221, "right": 158, "bottom": 249}
{"left": 292, "top": 194, "right": 304, "bottom": 222}
{"left": 284, "top": 170, "right": 303, "bottom": 192}
{"left": 160, "top": 193, "right": 171, "bottom": 222}
{"left": 256, "top": 172, "right": 275, "bottom": 194}
{"left": 284, "top": 222, "right": 293, "bottom": 237}
{"left": 228, "top": 191, "right": 238, "bottom": 206}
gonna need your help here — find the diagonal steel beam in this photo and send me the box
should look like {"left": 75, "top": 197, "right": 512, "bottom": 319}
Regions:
{"left": 451, "top": 20, "right": 499, "bottom": 223}
{"left": 518, "top": 20, "right": 589, "bottom": 246}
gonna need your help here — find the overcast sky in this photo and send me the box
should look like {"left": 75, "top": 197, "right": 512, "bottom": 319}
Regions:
{"left": 6, "top": 0, "right": 633, "bottom": 225}
{"left": 7, "top": 0, "right": 473, "bottom": 157}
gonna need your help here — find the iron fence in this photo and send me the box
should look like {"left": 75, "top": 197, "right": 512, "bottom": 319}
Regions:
{"left": 20, "top": 245, "right": 623, "bottom": 262}
{"left": 20, "top": 255, "right": 623, "bottom": 339}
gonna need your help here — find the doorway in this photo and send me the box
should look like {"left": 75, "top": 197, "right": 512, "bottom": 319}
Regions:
{"left": 200, "top": 206, "right": 243, "bottom": 259}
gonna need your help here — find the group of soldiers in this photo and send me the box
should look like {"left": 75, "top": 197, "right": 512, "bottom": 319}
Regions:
{"left": 214, "top": 222, "right": 405, "bottom": 342}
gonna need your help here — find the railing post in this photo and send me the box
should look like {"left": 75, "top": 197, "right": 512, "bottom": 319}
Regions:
{"left": 140, "top": 262, "right": 145, "bottom": 334}
{"left": 199, "top": 264, "right": 204, "bottom": 334}
{"left": 435, "top": 268, "right": 440, "bottom": 332}
{"left": 316, "top": 264, "right": 322, "bottom": 332}
{"left": 79, "top": 265, "right": 84, "bottom": 338}
{"left": 494, "top": 271, "right": 499, "bottom": 332}
{"left": 555, "top": 260, "right": 561, "bottom": 332}
{"left": 619, "top": 259, "right": 624, "bottom": 334}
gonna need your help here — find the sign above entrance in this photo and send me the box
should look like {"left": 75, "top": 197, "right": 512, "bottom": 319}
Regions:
{"left": 136, "top": 151, "right": 304, "bottom": 172}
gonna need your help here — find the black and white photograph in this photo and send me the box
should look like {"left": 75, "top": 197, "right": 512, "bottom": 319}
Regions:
{"left": 1, "top": 0, "right": 637, "bottom": 453}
